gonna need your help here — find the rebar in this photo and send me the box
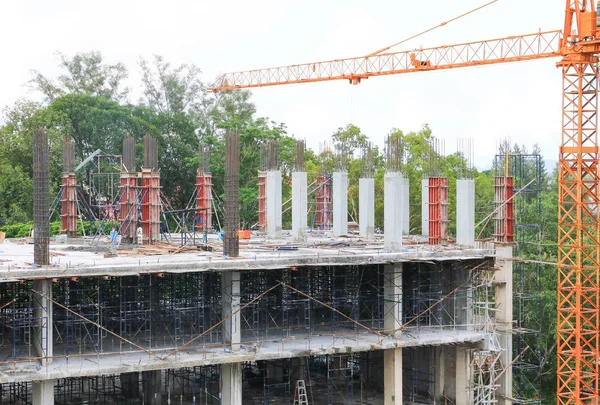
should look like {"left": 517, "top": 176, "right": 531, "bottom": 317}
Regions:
{"left": 122, "top": 137, "right": 135, "bottom": 173}
{"left": 457, "top": 137, "right": 474, "bottom": 179}
{"left": 198, "top": 143, "right": 211, "bottom": 173}
{"left": 428, "top": 137, "right": 445, "bottom": 177}
{"left": 33, "top": 128, "right": 49, "bottom": 266}
{"left": 63, "top": 138, "right": 74, "bottom": 174}
{"left": 224, "top": 131, "right": 240, "bottom": 257}
{"left": 386, "top": 134, "right": 403, "bottom": 173}
{"left": 334, "top": 141, "right": 350, "bottom": 172}
{"left": 295, "top": 140, "right": 305, "bottom": 172}
{"left": 361, "top": 142, "right": 374, "bottom": 178}
{"left": 267, "top": 140, "right": 279, "bottom": 171}
{"left": 143, "top": 135, "right": 158, "bottom": 171}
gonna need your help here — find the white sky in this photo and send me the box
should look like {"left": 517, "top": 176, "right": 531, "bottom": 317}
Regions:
{"left": 0, "top": 0, "right": 566, "bottom": 169}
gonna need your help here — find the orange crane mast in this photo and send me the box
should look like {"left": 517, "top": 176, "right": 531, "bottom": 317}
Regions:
{"left": 209, "top": 2, "right": 600, "bottom": 403}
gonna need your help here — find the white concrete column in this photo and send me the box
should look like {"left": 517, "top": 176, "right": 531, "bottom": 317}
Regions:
{"left": 457, "top": 179, "right": 475, "bottom": 246}
{"left": 384, "top": 173, "right": 404, "bottom": 252}
{"left": 455, "top": 347, "right": 471, "bottom": 405}
{"left": 333, "top": 172, "right": 348, "bottom": 236}
{"left": 384, "top": 263, "right": 402, "bottom": 335}
{"left": 359, "top": 178, "right": 375, "bottom": 239}
{"left": 292, "top": 172, "right": 308, "bottom": 242}
{"left": 421, "top": 178, "right": 429, "bottom": 236}
{"left": 266, "top": 170, "right": 282, "bottom": 239}
{"left": 222, "top": 271, "right": 241, "bottom": 351}
{"left": 384, "top": 348, "right": 402, "bottom": 405}
{"left": 402, "top": 177, "right": 410, "bottom": 235}
{"left": 220, "top": 362, "right": 242, "bottom": 405}
{"left": 32, "top": 381, "right": 55, "bottom": 405}
{"left": 33, "top": 279, "right": 52, "bottom": 365}
{"left": 495, "top": 245, "right": 513, "bottom": 405}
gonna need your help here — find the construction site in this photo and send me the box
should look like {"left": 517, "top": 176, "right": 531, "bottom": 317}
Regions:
{"left": 0, "top": 125, "right": 544, "bottom": 405}
{"left": 3, "top": 1, "right": 600, "bottom": 404}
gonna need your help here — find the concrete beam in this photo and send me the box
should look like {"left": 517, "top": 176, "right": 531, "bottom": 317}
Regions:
{"left": 292, "top": 172, "right": 308, "bottom": 242}
{"left": 495, "top": 245, "right": 513, "bottom": 405}
{"left": 333, "top": 172, "right": 348, "bottom": 236}
{"left": 32, "top": 380, "right": 55, "bottom": 405}
{"left": 457, "top": 179, "right": 475, "bottom": 246}
{"left": 384, "top": 348, "right": 402, "bottom": 405}
{"left": 359, "top": 178, "right": 375, "bottom": 239}
{"left": 266, "top": 171, "right": 282, "bottom": 239}
{"left": 222, "top": 271, "right": 241, "bottom": 350}
{"left": 384, "top": 173, "right": 404, "bottom": 252}
{"left": 221, "top": 362, "right": 242, "bottom": 405}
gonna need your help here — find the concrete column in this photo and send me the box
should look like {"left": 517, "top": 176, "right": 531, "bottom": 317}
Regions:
{"left": 455, "top": 347, "right": 471, "bottom": 405}
{"left": 292, "top": 172, "right": 308, "bottom": 242}
{"left": 33, "top": 279, "right": 52, "bottom": 366}
{"left": 266, "top": 170, "right": 282, "bottom": 239}
{"left": 222, "top": 271, "right": 241, "bottom": 350}
{"left": 384, "top": 348, "right": 402, "bottom": 405}
{"left": 402, "top": 177, "right": 410, "bottom": 235}
{"left": 359, "top": 177, "right": 375, "bottom": 239}
{"left": 434, "top": 347, "right": 445, "bottom": 402}
{"left": 121, "top": 372, "right": 140, "bottom": 398}
{"left": 333, "top": 172, "right": 348, "bottom": 236}
{"left": 142, "top": 370, "right": 162, "bottom": 405}
{"left": 384, "top": 263, "right": 402, "bottom": 335}
{"left": 221, "top": 362, "right": 242, "bottom": 405}
{"left": 495, "top": 245, "right": 513, "bottom": 405}
{"left": 384, "top": 173, "right": 404, "bottom": 252}
{"left": 457, "top": 179, "right": 475, "bottom": 246}
{"left": 32, "top": 381, "right": 55, "bottom": 405}
{"left": 421, "top": 178, "right": 429, "bottom": 236}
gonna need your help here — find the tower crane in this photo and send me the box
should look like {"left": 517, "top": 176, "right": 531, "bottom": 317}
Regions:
{"left": 210, "top": 1, "right": 600, "bottom": 403}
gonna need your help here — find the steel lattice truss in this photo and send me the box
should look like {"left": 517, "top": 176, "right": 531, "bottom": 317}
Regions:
{"left": 210, "top": 31, "right": 561, "bottom": 91}
{"left": 557, "top": 62, "right": 600, "bottom": 405}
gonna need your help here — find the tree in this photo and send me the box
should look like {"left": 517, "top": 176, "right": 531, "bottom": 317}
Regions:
{"left": 29, "top": 51, "right": 129, "bottom": 103}
{"left": 139, "top": 55, "right": 207, "bottom": 116}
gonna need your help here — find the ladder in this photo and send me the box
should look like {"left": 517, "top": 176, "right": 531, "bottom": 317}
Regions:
{"left": 293, "top": 380, "right": 309, "bottom": 405}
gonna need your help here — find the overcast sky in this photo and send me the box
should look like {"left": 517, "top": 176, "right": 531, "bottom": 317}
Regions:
{"left": 0, "top": 0, "right": 566, "bottom": 169}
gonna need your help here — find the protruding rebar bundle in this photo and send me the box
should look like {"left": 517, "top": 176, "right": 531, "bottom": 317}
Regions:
{"left": 63, "top": 138, "right": 74, "bottom": 174}
{"left": 198, "top": 143, "right": 211, "bottom": 173}
{"left": 386, "top": 134, "right": 404, "bottom": 173}
{"left": 143, "top": 135, "right": 158, "bottom": 171}
{"left": 457, "top": 138, "right": 474, "bottom": 179}
{"left": 334, "top": 141, "right": 350, "bottom": 172}
{"left": 361, "top": 142, "right": 374, "bottom": 178}
{"left": 295, "top": 140, "right": 305, "bottom": 172}
{"left": 33, "top": 129, "right": 49, "bottom": 266}
{"left": 427, "top": 137, "right": 445, "bottom": 177}
{"left": 224, "top": 131, "right": 240, "bottom": 257}
{"left": 267, "top": 140, "right": 279, "bottom": 171}
{"left": 122, "top": 137, "right": 136, "bottom": 173}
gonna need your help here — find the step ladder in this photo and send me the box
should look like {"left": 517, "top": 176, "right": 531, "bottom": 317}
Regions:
{"left": 293, "top": 380, "right": 309, "bottom": 405}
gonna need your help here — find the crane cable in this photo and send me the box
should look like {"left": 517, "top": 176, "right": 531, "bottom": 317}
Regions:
{"left": 365, "top": 0, "right": 500, "bottom": 57}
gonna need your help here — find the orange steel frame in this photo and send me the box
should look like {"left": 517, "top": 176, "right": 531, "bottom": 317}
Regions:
{"left": 196, "top": 171, "right": 213, "bottom": 232}
{"left": 60, "top": 174, "right": 78, "bottom": 238}
{"left": 210, "top": 1, "right": 600, "bottom": 402}
{"left": 258, "top": 171, "right": 267, "bottom": 232}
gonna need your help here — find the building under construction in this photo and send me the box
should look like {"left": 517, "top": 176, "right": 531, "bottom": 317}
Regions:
{"left": 0, "top": 132, "right": 540, "bottom": 405}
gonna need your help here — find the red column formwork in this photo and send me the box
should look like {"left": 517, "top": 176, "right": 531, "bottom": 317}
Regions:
{"left": 60, "top": 174, "right": 78, "bottom": 237}
{"left": 428, "top": 177, "right": 448, "bottom": 245}
{"left": 141, "top": 168, "right": 161, "bottom": 244}
{"left": 119, "top": 173, "right": 138, "bottom": 243}
{"left": 493, "top": 176, "right": 514, "bottom": 243}
{"left": 316, "top": 175, "right": 332, "bottom": 230}
{"left": 258, "top": 171, "right": 267, "bottom": 232}
{"left": 196, "top": 171, "right": 213, "bottom": 232}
